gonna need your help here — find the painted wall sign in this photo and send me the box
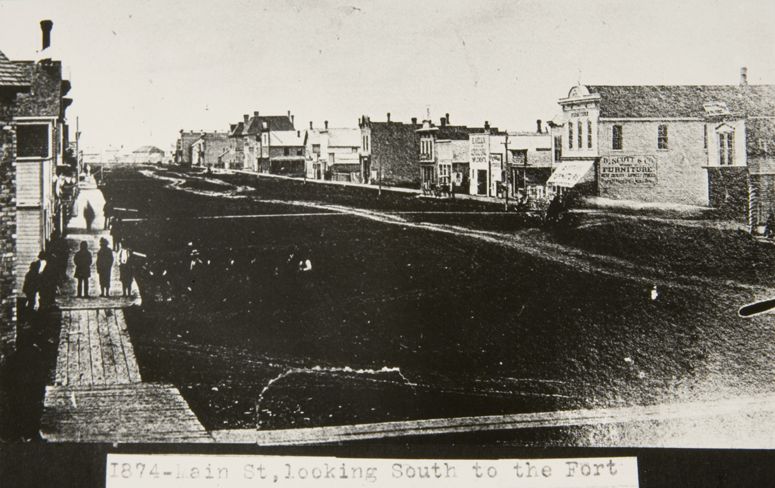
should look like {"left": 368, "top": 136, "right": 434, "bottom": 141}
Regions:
{"left": 600, "top": 155, "right": 657, "bottom": 185}
{"left": 470, "top": 135, "right": 489, "bottom": 166}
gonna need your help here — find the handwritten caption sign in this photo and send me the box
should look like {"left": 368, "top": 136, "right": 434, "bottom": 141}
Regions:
{"left": 106, "top": 454, "right": 638, "bottom": 488}
{"left": 600, "top": 155, "right": 657, "bottom": 185}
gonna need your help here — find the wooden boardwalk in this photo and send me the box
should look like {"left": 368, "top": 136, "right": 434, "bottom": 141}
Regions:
{"left": 41, "top": 187, "right": 211, "bottom": 443}
{"left": 54, "top": 309, "right": 141, "bottom": 387}
{"left": 41, "top": 384, "right": 211, "bottom": 443}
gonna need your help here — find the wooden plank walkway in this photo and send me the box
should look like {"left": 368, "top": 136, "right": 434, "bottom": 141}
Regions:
{"left": 41, "top": 187, "right": 211, "bottom": 443}
{"left": 40, "top": 384, "right": 212, "bottom": 443}
{"left": 211, "top": 394, "right": 775, "bottom": 447}
{"left": 53, "top": 309, "right": 140, "bottom": 386}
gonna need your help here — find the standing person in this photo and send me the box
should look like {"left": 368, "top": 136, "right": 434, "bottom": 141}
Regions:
{"left": 22, "top": 261, "right": 40, "bottom": 312}
{"left": 74, "top": 241, "right": 92, "bottom": 298}
{"left": 118, "top": 247, "right": 134, "bottom": 297}
{"left": 96, "top": 238, "right": 114, "bottom": 297}
{"left": 38, "top": 250, "right": 58, "bottom": 310}
{"left": 111, "top": 217, "right": 122, "bottom": 251}
{"left": 83, "top": 201, "right": 96, "bottom": 232}
{"left": 103, "top": 202, "right": 112, "bottom": 230}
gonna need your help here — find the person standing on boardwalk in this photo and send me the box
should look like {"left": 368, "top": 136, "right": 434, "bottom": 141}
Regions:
{"left": 37, "top": 250, "right": 58, "bottom": 310}
{"left": 97, "top": 237, "right": 114, "bottom": 297}
{"left": 22, "top": 261, "right": 40, "bottom": 312}
{"left": 83, "top": 201, "right": 96, "bottom": 232}
{"left": 118, "top": 246, "right": 134, "bottom": 297}
{"left": 74, "top": 241, "right": 92, "bottom": 298}
{"left": 111, "top": 217, "right": 122, "bottom": 251}
{"left": 103, "top": 201, "right": 112, "bottom": 230}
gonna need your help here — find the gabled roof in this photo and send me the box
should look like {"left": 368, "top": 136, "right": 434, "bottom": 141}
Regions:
{"left": 229, "top": 121, "right": 244, "bottom": 137}
{"left": 586, "top": 85, "right": 775, "bottom": 118}
{"left": 0, "top": 50, "right": 31, "bottom": 87}
{"left": 245, "top": 115, "right": 295, "bottom": 135}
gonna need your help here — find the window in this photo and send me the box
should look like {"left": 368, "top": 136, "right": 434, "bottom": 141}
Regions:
{"left": 568, "top": 123, "right": 574, "bottom": 149}
{"left": 577, "top": 120, "right": 582, "bottom": 149}
{"left": 657, "top": 125, "right": 668, "bottom": 150}
{"left": 587, "top": 120, "right": 593, "bottom": 149}
{"left": 328, "top": 152, "right": 335, "bottom": 164}
{"left": 553, "top": 135, "right": 562, "bottom": 162}
{"left": 16, "top": 124, "right": 50, "bottom": 158}
{"left": 296, "top": 149, "right": 302, "bottom": 156}
{"left": 421, "top": 138, "right": 434, "bottom": 159}
{"left": 283, "top": 147, "right": 290, "bottom": 156}
{"left": 719, "top": 131, "right": 735, "bottom": 165}
{"left": 352, "top": 147, "right": 358, "bottom": 153}
{"left": 612, "top": 125, "right": 623, "bottom": 150}
{"left": 703, "top": 126, "right": 708, "bottom": 149}
{"left": 312, "top": 144, "right": 320, "bottom": 154}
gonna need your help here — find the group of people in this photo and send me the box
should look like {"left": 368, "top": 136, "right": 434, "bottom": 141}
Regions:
{"left": 73, "top": 238, "right": 136, "bottom": 298}
{"left": 22, "top": 251, "right": 58, "bottom": 312}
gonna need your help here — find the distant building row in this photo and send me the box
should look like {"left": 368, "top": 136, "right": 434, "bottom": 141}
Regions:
{"left": 175, "top": 67, "right": 775, "bottom": 228}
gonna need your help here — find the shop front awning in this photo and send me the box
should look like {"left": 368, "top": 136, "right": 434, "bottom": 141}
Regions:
{"left": 546, "top": 160, "right": 594, "bottom": 188}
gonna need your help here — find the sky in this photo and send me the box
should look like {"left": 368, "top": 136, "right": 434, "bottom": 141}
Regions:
{"left": 1, "top": 0, "right": 774, "bottom": 151}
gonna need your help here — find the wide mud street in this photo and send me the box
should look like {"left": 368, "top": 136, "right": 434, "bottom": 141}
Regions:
{"left": 104, "top": 167, "right": 775, "bottom": 435}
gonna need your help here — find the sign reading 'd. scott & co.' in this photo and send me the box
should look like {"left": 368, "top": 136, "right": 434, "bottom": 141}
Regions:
{"left": 600, "top": 155, "right": 657, "bottom": 185}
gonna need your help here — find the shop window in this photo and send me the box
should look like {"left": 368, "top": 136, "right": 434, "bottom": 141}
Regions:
{"left": 658, "top": 124, "right": 668, "bottom": 150}
{"left": 568, "top": 123, "right": 574, "bottom": 149}
{"left": 17, "top": 124, "right": 50, "bottom": 158}
{"left": 587, "top": 120, "right": 593, "bottom": 149}
{"left": 612, "top": 125, "right": 623, "bottom": 150}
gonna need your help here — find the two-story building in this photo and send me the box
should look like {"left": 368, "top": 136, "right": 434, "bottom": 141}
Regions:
{"left": 228, "top": 111, "right": 299, "bottom": 172}
{"left": 190, "top": 131, "right": 231, "bottom": 168}
{"left": 1, "top": 20, "right": 73, "bottom": 361}
{"left": 175, "top": 130, "right": 201, "bottom": 166}
{"left": 304, "top": 121, "right": 360, "bottom": 181}
{"left": 547, "top": 69, "right": 775, "bottom": 228}
{"left": 358, "top": 113, "right": 421, "bottom": 187}
{"left": 417, "top": 114, "right": 496, "bottom": 195}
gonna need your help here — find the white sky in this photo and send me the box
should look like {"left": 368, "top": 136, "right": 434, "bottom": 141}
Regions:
{"left": 1, "top": 0, "right": 774, "bottom": 151}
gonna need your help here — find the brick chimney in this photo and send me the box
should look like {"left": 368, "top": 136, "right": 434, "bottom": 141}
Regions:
{"left": 40, "top": 20, "right": 53, "bottom": 50}
{"left": 243, "top": 114, "right": 249, "bottom": 124}
{"left": 411, "top": 117, "right": 417, "bottom": 125}
{"left": 387, "top": 112, "right": 391, "bottom": 123}
{"left": 740, "top": 67, "right": 748, "bottom": 86}
{"left": 291, "top": 114, "right": 295, "bottom": 126}
{"left": 309, "top": 121, "right": 313, "bottom": 129}
{"left": 440, "top": 117, "right": 446, "bottom": 127}
{"left": 297, "top": 130, "right": 300, "bottom": 137}
{"left": 536, "top": 119, "right": 542, "bottom": 133}
{"left": 253, "top": 111, "right": 259, "bottom": 117}
{"left": 324, "top": 120, "right": 328, "bottom": 129}
{"left": 484, "top": 121, "right": 490, "bottom": 130}
{"left": 445, "top": 113, "right": 450, "bottom": 125}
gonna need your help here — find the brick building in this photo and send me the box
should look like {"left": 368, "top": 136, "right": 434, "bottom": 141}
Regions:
{"left": 190, "top": 132, "right": 230, "bottom": 168}
{"left": 548, "top": 71, "right": 775, "bottom": 227}
{"left": 1, "top": 20, "right": 73, "bottom": 362}
{"left": 175, "top": 130, "right": 201, "bottom": 165}
{"left": 358, "top": 113, "right": 421, "bottom": 187}
{"left": 304, "top": 121, "right": 361, "bottom": 181}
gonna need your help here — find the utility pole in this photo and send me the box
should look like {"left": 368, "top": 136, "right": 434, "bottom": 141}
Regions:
{"left": 503, "top": 132, "right": 509, "bottom": 211}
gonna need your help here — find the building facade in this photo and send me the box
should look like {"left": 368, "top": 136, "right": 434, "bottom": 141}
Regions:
{"left": 228, "top": 111, "right": 299, "bottom": 173}
{"left": 359, "top": 113, "right": 421, "bottom": 187}
{"left": 190, "top": 132, "right": 230, "bottom": 168}
{"left": 1, "top": 21, "right": 73, "bottom": 361}
{"left": 175, "top": 130, "right": 201, "bottom": 165}
{"left": 305, "top": 121, "right": 361, "bottom": 181}
{"left": 549, "top": 71, "right": 775, "bottom": 226}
